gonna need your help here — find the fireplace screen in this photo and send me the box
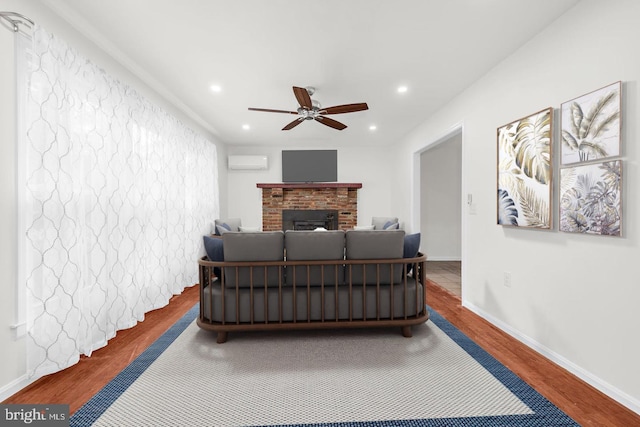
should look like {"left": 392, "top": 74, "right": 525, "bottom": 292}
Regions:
{"left": 282, "top": 210, "right": 339, "bottom": 231}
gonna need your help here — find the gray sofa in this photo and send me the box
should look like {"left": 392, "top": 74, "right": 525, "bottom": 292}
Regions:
{"left": 198, "top": 229, "right": 428, "bottom": 343}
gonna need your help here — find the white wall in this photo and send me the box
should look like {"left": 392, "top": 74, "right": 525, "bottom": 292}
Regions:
{"left": 0, "top": 0, "right": 226, "bottom": 400}
{"left": 226, "top": 145, "right": 398, "bottom": 230}
{"left": 393, "top": 0, "right": 640, "bottom": 413}
{"left": 420, "top": 133, "right": 462, "bottom": 260}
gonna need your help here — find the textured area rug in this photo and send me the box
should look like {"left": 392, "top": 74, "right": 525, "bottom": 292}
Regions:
{"left": 71, "top": 305, "right": 578, "bottom": 426}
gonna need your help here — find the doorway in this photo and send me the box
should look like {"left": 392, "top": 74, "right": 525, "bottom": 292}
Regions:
{"left": 418, "top": 129, "right": 462, "bottom": 297}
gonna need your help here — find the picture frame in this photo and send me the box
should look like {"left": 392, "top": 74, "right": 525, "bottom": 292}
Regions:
{"left": 497, "top": 107, "right": 553, "bottom": 229}
{"left": 561, "top": 81, "right": 621, "bottom": 165}
{"left": 559, "top": 160, "right": 622, "bottom": 236}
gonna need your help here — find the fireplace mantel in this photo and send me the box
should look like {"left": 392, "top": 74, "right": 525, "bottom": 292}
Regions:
{"left": 257, "top": 183, "right": 362, "bottom": 189}
{"left": 258, "top": 183, "right": 361, "bottom": 231}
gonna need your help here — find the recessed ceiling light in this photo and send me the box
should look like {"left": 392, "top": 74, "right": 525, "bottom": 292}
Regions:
{"left": 242, "top": 124, "right": 250, "bottom": 130}
{"left": 210, "top": 84, "right": 222, "bottom": 93}
{"left": 397, "top": 86, "right": 408, "bottom": 93}
{"left": 369, "top": 125, "right": 377, "bottom": 131}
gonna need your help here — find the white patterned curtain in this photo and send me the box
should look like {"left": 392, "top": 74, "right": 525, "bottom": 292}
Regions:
{"left": 22, "top": 24, "right": 219, "bottom": 378}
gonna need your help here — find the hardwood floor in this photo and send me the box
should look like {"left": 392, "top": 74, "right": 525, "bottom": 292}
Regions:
{"left": 4, "top": 280, "right": 639, "bottom": 426}
{"left": 426, "top": 281, "right": 639, "bottom": 427}
{"left": 3, "top": 284, "right": 201, "bottom": 415}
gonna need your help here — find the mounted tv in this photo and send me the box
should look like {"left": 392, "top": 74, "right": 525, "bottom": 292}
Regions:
{"left": 282, "top": 150, "right": 337, "bottom": 183}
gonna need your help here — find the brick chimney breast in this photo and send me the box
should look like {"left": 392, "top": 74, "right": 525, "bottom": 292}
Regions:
{"left": 257, "top": 183, "right": 362, "bottom": 231}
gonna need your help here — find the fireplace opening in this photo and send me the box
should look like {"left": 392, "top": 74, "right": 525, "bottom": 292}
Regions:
{"left": 282, "top": 210, "right": 339, "bottom": 231}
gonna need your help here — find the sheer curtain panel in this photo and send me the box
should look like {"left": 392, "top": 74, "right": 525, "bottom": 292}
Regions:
{"left": 23, "top": 24, "right": 219, "bottom": 378}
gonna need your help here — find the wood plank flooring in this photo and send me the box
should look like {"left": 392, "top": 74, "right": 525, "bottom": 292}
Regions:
{"left": 3, "top": 284, "right": 201, "bottom": 415}
{"left": 4, "top": 280, "right": 639, "bottom": 426}
{"left": 426, "top": 280, "right": 639, "bottom": 427}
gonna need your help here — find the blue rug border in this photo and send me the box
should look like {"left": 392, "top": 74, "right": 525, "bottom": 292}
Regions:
{"left": 70, "top": 304, "right": 579, "bottom": 427}
{"left": 69, "top": 303, "right": 199, "bottom": 427}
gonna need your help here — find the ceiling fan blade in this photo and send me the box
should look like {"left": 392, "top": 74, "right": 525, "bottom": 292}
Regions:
{"left": 320, "top": 103, "right": 369, "bottom": 115}
{"left": 248, "top": 107, "right": 298, "bottom": 114}
{"left": 315, "top": 116, "right": 347, "bottom": 131}
{"left": 282, "top": 118, "right": 305, "bottom": 130}
{"left": 293, "top": 86, "right": 312, "bottom": 109}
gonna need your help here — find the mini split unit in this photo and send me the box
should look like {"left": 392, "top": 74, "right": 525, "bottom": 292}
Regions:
{"left": 227, "top": 155, "right": 268, "bottom": 170}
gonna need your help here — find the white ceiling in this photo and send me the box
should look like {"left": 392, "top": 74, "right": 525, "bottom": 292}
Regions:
{"left": 43, "top": 0, "right": 580, "bottom": 147}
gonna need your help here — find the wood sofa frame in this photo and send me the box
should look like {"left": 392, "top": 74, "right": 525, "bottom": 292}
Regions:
{"left": 197, "top": 253, "right": 429, "bottom": 343}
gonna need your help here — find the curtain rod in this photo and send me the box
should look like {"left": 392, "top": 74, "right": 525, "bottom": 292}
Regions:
{"left": 0, "top": 11, "right": 34, "bottom": 35}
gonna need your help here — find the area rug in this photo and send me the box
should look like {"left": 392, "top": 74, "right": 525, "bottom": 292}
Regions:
{"left": 70, "top": 304, "right": 578, "bottom": 426}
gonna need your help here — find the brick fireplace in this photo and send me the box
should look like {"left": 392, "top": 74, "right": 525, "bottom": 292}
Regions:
{"left": 257, "top": 183, "right": 362, "bottom": 231}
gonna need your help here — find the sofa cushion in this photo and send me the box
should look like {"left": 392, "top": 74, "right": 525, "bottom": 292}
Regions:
{"left": 203, "top": 235, "right": 224, "bottom": 277}
{"left": 223, "top": 231, "right": 284, "bottom": 261}
{"left": 285, "top": 230, "right": 345, "bottom": 260}
{"left": 345, "top": 229, "right": 404, "bottom": 259}
{"left": 345, "top": 230, "right": 405, "bottom": 285}
{"left": 403, "top": 233, "right": 421, "bottom": 274}
{"left": 222, "top": 231, "right": 284, "bottom": 287}
{"left": 203, "top": 235, "right": 224, "bottom": 260}
{"left": 403, "top": 233, "right": 420, "bottom": 258}
{"left": 371, "top": 216, "right": 398, "bottom": 230}
{"left": 285, "top": 230, "right": 345, "bottom": 286}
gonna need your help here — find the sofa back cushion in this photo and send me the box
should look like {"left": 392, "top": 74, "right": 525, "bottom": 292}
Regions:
{"left": 345, "top": 230, "right": 405, "bottom": 285}
{"left": 285, "top": 230, "right": 345, "bottom": 286}
{"left": 222, "top": 231, "right": 284, "bottom": 288}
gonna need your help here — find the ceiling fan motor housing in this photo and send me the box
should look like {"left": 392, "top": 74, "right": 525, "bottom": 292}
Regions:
{"left": 298, "top": 106, "right": 320, "bottom": 120}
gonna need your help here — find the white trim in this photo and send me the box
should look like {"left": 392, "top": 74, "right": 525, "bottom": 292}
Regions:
{"left": 0, "top": 374, "right": 38, "bottom": 402}
{"left": 463, "top": 300, "right": 640, "bottom": 415}
{"left": 411, "top": 150, "right": 421, "bottom": 232}
{"left": 14, "top": 31, "right": 28, "bottom": 339}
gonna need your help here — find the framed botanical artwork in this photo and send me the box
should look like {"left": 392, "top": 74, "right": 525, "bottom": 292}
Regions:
{"left": 560, "top": 160, "right": 622, "bottom": 236}
{"left": 561, "top": 81, "right": 621, "bottom": 165}
{"left": 497, "top": 107, "right": 552, "bottom": 229}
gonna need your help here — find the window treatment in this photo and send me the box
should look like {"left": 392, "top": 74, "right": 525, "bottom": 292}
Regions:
{"left": 22, "top": 24, "right": 219, "bottom": 378}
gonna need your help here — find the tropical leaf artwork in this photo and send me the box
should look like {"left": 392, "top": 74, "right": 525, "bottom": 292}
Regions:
{"left": 497, "top": 108, "right": 552, "bottom": 228}
{"left": 560, "top": 160, "right": 622, "bottom": 236}
{"left": 561, "top": 82, "right": 621, "bottom": 165}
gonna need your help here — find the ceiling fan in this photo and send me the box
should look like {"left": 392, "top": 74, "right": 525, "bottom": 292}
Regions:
{"left": 248, "top": 86, "right": 368, "bottom": 131}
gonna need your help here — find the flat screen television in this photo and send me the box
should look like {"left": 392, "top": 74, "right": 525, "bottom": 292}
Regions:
{"left": 281, "top": 150, "right": 337, "bottom": 183}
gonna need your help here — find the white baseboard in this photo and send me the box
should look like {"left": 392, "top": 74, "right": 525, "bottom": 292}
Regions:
{"left": 463, "top": 300, "right": 640, "bottom": 416}
{"left": 0, "top": 374, "right": 37, "bottom": 402}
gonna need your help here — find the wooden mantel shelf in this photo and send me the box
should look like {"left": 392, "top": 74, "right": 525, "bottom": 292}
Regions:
{"left": 257, "top": 183, "right": 362, "bottom": 189}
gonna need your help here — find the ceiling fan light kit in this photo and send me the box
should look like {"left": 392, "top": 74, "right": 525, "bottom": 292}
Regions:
{"left": 248, "top": 86, "right": 368, "bottom": 131}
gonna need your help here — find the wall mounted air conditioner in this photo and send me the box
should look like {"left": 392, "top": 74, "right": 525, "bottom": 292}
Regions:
{"left": 228, "top": 155, "right": 268, "bottom": 170}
